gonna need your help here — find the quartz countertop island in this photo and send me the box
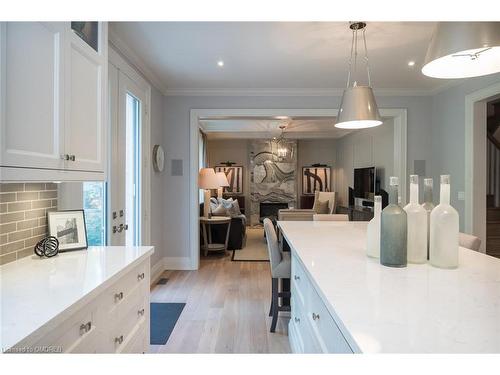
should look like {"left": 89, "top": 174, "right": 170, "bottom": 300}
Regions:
{"left": 278, "top": 221, "right": 500, "bottom": 353}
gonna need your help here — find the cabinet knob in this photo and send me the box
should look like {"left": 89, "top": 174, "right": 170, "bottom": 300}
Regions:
{"left": 294, "top": 275, "right": 300, "bottom": 281}
{"left": 69, "top": 155, "right": 76, "bottom": 161}
{"left": 138, "top": 308, "right": 145, "bottom": 316}
{"left": 114, "top": 291, "right": 124, "bottom": 301}
{"left": 312, "top": 313, "right": 320, "bottom": 321}
{"left": 61, "top": 154, "right": 70, "bottom": 161}
{"left": 137, "top": 272, "right": 145, "bottom": 281}
{"left": 294, "top": 317, "right": 300, "bottom": 323}
{"left": 115, "top": 335, "right": 124, "bottom": 345}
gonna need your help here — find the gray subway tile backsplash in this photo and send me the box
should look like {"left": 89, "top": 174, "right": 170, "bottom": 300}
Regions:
{"left": 0, "top": 183, "right": 58, "bottom": 265}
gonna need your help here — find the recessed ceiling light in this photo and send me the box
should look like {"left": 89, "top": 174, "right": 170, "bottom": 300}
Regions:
{"left": 408, "top": 61, "right": 416, "bottom": 67}
{"left": 217, "top": 60, "right": 224, "bottom": 67}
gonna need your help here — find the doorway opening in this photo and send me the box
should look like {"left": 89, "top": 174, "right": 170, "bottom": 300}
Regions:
{"left": 464, "top": 82, "right": 500, "bottom": 256}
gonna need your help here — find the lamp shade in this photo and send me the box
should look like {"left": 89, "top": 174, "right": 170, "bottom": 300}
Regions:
{"left": 422, "top": 22, "right": 500, "bottom": 79}
{"left": 198, "top": 168, "right": 219, "bottom": 189}
{"left": 335, "top": 85, "right": 382, "bottom": 129}
{"left": 215, "top": 172, "right": 230, "bottom": 187}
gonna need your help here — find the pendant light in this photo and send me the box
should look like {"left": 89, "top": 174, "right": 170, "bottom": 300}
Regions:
{"left": 422, "top": 22, "right": 500, "bottom": 79}
{"left": 336, "top": 22, "right": 382, "bottom": 130}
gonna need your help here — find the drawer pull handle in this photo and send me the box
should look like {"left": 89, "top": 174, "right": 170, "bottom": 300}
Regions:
{"left": 294, "top": 275, "right": 300, "bottom": 281}
{"left": 114, "top": 292, "right": 124, "bottom": 301}
{"left": 79, "top": 321, "right": 92, "bottom": 335}
{"left": 312, "top": 313, "right": 320, "bottom": 321}
{"left": 79, "top": 323, "right": 87, "bottom": 335}
{"left": 294, "top": 317, "right": 300, "bottom": 323}
{"left": 137, "top": 272, "right": 145, "bottom": 281}
{"left": 115, "top": 335, "right": 124, "bottom": 345}
{"left": 138, "top": 308, "right": 145, "bottom": 316}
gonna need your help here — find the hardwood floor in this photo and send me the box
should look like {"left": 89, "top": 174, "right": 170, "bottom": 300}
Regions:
{"left": 149, "top": 252, "right": 291, "bottom": 353}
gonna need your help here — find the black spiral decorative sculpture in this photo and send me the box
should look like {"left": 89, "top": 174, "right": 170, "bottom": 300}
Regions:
{"left": 34, "top": 236, "right": 59, "bottom": 258}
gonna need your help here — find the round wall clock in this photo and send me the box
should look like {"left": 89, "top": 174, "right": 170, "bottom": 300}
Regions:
{"left": 152, "top": 145, "right": 165, "bottom": 172}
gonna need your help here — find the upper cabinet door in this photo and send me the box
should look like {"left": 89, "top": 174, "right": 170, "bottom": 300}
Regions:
{"left": 65, "top": 22, "right": 107, "bottom": 173}
{"left": 0, "top": 22, "right": 66, "bottom": 170}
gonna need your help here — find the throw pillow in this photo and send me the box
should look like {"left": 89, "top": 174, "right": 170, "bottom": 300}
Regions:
{"left": 313, "top": 199, "right": 329, "bottom": 214}
{"left": 226, "top": 199, "right": 242, "bottom": 217}
{"left": 212, "top": 203, "right": 228, "bottom": 216}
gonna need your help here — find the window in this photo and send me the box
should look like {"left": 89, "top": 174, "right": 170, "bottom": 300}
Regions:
{"left": 83, "top": 181, "right": 106, "bottom": 246}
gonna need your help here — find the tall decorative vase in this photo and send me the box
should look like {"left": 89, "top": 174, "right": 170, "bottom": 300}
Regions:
{"left": 404, "top": 175, "right": 427, "bottom": 263}
{"left": 380, "top": 177, "right": 407, "bottom": 267}
{"left": 422, "top": 178, "right": 435, "bottom": 260}
{"left": 366, "top": 196, "right": 382, "bottom": 258}
{"left": 429, "top": 175, "right": 459, "bottom": 269}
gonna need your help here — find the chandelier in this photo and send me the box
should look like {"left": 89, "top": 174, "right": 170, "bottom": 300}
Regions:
{"left": 270, "top": 123, "right": 290, "bottom": 161}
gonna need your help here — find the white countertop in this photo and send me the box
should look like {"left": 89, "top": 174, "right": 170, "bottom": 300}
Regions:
{"left": 0, "top": 246, "right": 154, "bottom": 350}
{"left": 278, "top": 221, "right": 500, "bottom": 353}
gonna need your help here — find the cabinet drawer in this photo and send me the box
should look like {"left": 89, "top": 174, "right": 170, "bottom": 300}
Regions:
{"left": 291, "top": 254, "right": 308, "bottom": 308}
{"left": 100, "top": 260, "right": 148, "bottom": 315}
{"left": 32, "top": 303, "right": 96, "bottom": 353}
{"left": 109, "top": 295, "right": 147, "bottom": 353}
{"left": 307, "top": 287, "right": 353, "bottom": 353}
{"left": 291, "top": 297, "right": 321, "bottom": 354}
{"left": 121, "top": 320, "right": 147, "bottom": 354}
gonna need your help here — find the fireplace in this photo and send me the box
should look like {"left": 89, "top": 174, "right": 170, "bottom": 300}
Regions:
{"left": 259, "top": 202, "right": 289, "bottom": 223}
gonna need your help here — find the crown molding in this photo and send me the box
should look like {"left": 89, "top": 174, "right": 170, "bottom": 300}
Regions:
{"left": 163, "top": 87, "right": 435, "bottom": 97}
{"left": 108, "top": 28, "right": 168, "bottom": 95}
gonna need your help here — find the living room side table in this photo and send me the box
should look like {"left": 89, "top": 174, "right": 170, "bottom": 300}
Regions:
{"left": 199, "top": 216, "right": 232, "bottom": 256}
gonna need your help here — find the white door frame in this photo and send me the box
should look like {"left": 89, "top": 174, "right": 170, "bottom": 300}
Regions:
{"left": 108, "top": 46, "right": 151, "bottom": 246}
{"left": 189, "top": 108, "right": 407, "bottom": 270}
{"left": 464, "top": 81, "right": 500, "bottom": 252}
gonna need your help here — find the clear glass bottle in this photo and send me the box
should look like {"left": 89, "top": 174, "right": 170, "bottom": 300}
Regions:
{"left": 429, "top": 175, "right": 459, "bottom": 269}
{"left": 366, "top": 195, "right": 382, "bottom": 258}
{"left": 404, "top": 175, "right": 427, "bottom": 263}
{"left": 380, "top": 177, "right": 407, "bottom": 267}
{"left": 421, "top": 178, "right": 435, "bottom": 260}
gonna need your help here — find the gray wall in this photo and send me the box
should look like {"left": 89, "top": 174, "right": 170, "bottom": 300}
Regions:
{"left": 149, "top": 86, "right": 165, "bottom": 267}
{"left": 334, "top": 118, "right": 394, "bottom": 206}
{"left": 162, "top": 94, "right": 432, "bottom": 259}
{"left": 430, "top": 73, "right": 500, "bottom": 230}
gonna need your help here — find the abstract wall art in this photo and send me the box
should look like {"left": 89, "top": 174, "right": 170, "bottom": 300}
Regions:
{"left": 302, "top": 166, "right": 331, "bottom": 194}
{"left": 214, "top": 166, "right": 244, "bottom": 194}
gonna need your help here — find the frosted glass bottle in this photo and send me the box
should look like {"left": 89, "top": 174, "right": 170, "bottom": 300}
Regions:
{"left": 380, "top": 177, "right": 407, "bottom": 267}
{"left": 366, "top": 196, "right": 382, "bottom": 258}
{"left": 421, "top": 178, "right": 435, "bottom": 260}
{"left": 429, "top": 175, "right": 459, "bottom": 269}
{"left": 404, "top": 175, "right": 427, "bottom": 263}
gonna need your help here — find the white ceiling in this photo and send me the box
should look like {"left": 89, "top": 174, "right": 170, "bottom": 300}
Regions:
{"left": 110, "top": 22, "right": 450, "bottom": 95}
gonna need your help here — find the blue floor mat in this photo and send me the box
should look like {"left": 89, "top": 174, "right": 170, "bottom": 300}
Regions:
{"left": 150, "top": 302, "right": 186, "bottom": 345}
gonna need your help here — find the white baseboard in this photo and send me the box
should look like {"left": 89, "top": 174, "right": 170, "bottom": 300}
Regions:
{"left": 150, "top": 257, "right": 194, "bottom": 282}
{"left": 164, "top": 256, "right": 193, "bottom": 270}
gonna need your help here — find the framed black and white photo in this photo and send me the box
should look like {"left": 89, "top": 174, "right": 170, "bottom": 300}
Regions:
{"left": 48, "top": 210, "right": 88, "bottom": 252}
{"left": 302, "top": 166, "right": 331, "bottom": 195}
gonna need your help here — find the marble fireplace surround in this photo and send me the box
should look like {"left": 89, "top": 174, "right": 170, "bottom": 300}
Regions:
{"left": 249, "top": 139, "right": 297, "bottom": 225}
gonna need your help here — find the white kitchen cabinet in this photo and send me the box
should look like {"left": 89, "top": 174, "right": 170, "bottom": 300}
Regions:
{"left": 2, "top": 246, "right": 153, "bottom": 353}
{"left": 0, "top": 22, "right": 107, "bottom": 181}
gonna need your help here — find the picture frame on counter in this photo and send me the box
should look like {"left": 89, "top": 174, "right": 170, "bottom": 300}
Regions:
{"left": 47, "top": 210, "right": 88, "bottom": 252}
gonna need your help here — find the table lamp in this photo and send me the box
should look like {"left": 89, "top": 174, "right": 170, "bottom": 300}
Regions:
{"left": 198, "top": 168, "right": 219, "bottom": 218}
{"left": 215, "top": 172, "right": 230, "bottom": 200}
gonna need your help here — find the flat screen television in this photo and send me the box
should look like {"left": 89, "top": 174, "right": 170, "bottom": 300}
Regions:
{"left": 353, "top": 167, "right": 376, "bottom": 199}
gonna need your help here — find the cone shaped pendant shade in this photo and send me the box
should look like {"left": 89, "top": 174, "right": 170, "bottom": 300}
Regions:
{"left": 335, "top": 22, "right": 382, "bottom": 130}
{"left": 422, "top": 22, "right": 500, "bottom": 79}
{"left": 336, "top": 85, "right": 382, "bottom": 129}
